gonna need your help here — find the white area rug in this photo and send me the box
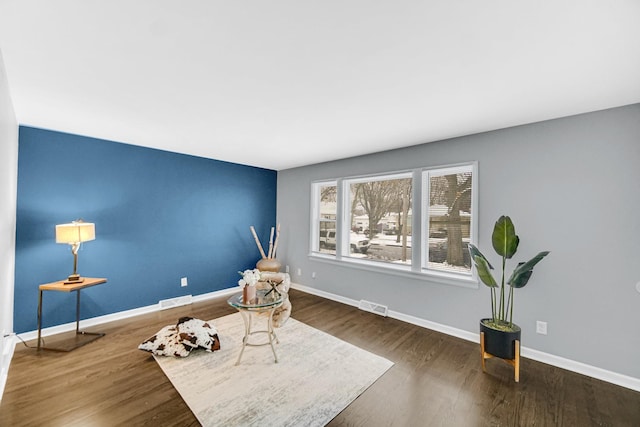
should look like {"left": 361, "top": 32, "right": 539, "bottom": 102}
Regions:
{"left": 154, "top": 313, "right": 394, "bottom": 427}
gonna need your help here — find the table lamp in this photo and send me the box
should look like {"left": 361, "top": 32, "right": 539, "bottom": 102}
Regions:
{"left": 56, "top": 219, "right": 95, "bottom": 284}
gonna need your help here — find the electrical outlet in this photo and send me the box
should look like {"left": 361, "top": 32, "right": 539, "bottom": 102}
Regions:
{"left": 536, "top": 320, "right": 547, "bottom": 335}
{"left": 285, "top": 265, "right": 290, "bottom": 273}
{"left": 311, "top": 272, "right": 316, "bottom": 279}
{"left": 181, "top": 277, "right": 188, "bottom": 287}
{"left": 297, "top": 268, "right": 302, "bottom": 276}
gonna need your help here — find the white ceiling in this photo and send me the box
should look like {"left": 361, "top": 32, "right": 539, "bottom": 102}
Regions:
{"left": 1, "top": 1, "right": 639, "bottom": 170}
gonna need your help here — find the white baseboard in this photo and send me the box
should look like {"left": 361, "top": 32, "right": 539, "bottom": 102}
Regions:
{"left": 15, "top": 288, "right": 237, "bottom": 342}
{"left": 0, "top": 333, "right": 16, "bottom": 402}
{"left": 290, "top": 282, "right": 640, "bottom": 392}
{"left": 5, "top": 284, "right": 639, "bottom": 396}
{"left": 521, "top": 347, "right": 640, "bottom": 393}
{"left": 1, "top": 287, "right": 238, "bottom": 402}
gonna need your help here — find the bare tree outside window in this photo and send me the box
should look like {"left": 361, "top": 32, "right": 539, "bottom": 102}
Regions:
{"left": 320, "top": 185, "right": 336, "bottom": 205}
{"left": 427, "top": 168, "right": 473, "bottom": 274}
{"left": 352, "top": 181, "right": 392, "bottom": 239}
{"left": 387, "top": 180, "right": 412, "bottom": 261}
{"left": 349, "top": 176, "right": 412, "bottom": 264}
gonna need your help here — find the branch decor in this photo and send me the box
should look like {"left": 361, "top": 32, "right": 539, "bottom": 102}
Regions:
{"left": 250, "top": 224, "right": 282, "bottom": 272}
{"left": 250, "top": 224, "right": 280, "bottom": 260}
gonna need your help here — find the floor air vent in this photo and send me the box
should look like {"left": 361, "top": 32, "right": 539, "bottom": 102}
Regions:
{"left": 159, "top": 295, "right": 193, "bottom": 310}
{"left": 358, "top": 300, "right": 388, "bottom": 317}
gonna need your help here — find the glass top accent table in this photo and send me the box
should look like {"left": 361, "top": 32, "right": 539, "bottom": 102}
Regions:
{"left": 227, "top": 289, "right": 285, "bottom": 365}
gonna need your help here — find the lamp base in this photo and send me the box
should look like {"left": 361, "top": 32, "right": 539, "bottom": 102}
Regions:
{"left": 64, "top": 274, "right": 84, "bottom": 285}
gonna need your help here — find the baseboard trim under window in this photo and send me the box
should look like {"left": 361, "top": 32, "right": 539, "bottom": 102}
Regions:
{"left": 290, "top": 282, "right": 640, "bottom": 393}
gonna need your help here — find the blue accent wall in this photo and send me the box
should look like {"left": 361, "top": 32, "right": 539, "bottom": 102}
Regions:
{"left": 14, "top": 126, "right": 277, "bottom": 333}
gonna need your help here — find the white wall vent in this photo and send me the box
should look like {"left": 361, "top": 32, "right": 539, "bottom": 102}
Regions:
{"left": 358, "top": 299, "right": 388, "bottom": 317}
{"left": 159, "top": 295, "right": 193, "bottom": 310}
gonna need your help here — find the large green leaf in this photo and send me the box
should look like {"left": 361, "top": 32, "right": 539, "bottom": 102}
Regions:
{"left": 492, "top": 215, "right": 519, "bottom": 259}
{"left": 474, "top": 256, "right": 498, "bottom": 288}
{"left": 468, "top": 244, "right": 498, "bottom": 288}
{"left": 507, "top": 251, "right": 550, "bottom": 288}
{"left": 468, "top": 243, "right": 494, "bottom": 270}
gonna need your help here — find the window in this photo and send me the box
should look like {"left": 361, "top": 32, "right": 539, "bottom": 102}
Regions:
{"left": 310, "top": 163, "right": 477, "bottom": 285}
{"left": 423, "top": 165, "right": 474, "bottom": 277}
{"left": 311, "top": 181, "right": 337, "bottom": 255}
{"left": 346, "top": 173, "right": 412, "bottom": 263}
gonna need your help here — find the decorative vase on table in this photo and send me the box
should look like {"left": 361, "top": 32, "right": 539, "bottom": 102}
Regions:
{"left": 256, "top": 258, "right": 281, "bottom": 273}
{"left": 243, "top": 285, "right": 256, "bottom": 304}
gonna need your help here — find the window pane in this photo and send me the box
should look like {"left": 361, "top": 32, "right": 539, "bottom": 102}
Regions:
{"left": 318, "top": 184, "right": 337, "bottom": 255}
{"left": 427, "top": 169, "right": 472, "bottom": 274}
{"left": 348, "top": 176, "right": 412, "bottom": 264}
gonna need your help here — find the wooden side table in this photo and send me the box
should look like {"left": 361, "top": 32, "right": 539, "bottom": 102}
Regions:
{"left": 37, "top": 277, "right": 107, "bottom": 351}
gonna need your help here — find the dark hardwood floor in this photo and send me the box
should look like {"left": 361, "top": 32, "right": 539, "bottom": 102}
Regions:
{"left": 1, "top": 289, "right": 639, "bottom": 426}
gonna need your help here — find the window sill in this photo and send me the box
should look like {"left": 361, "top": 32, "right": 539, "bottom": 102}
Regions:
{"left": 308, "top": 252, "right": 479, "bottom": 289}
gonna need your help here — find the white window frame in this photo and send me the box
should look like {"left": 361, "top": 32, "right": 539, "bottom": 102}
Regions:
{"left": 342, "top": 171, "right": 413, "bottom": 260}
{"left": 421, "top": 163, "right": 478, "bottom": 282}
{"left": 309, "top": 162, "right": 478, "bottom": 288}
{"left": 310, "top": 180, "right": 338, "bottom": 258}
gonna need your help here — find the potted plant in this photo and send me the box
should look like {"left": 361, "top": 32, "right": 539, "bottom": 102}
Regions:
{"left": 468, "top": 215, "right": 549, "bottom": 361}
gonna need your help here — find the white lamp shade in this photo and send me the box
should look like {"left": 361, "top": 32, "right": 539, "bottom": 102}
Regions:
{"left": 56, "top": 222, "right": 96, "bottom": 244}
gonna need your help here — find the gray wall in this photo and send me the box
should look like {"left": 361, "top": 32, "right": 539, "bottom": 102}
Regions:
{"left": 277, "top": 104, "right": 640, "bottom": 380}
{"left": 0, "top": 49, "right": 18, "bottom": 383}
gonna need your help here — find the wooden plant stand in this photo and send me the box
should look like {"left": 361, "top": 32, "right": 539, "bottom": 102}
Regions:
{"left": 480, "top": 331, "right": 520, "bottom": 382}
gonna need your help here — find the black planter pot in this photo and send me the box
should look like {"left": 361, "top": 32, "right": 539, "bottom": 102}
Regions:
{"left": 480, "top": 318, "right": 521, "bottom": 360}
